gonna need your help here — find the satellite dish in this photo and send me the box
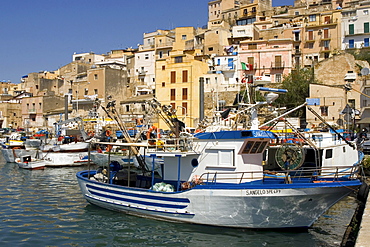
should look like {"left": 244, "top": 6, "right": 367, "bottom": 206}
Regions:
{"left": 361, "top": 67, "right": 370, "bottom": 76}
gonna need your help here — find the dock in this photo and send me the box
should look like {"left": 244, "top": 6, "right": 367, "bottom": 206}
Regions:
{"left": 355, "top": 184, "right": 370, "bottom": 247}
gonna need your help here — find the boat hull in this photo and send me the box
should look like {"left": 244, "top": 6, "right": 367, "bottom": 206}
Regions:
{"left": 16, "top": 160, "right": 49, "bottom": 170}
{"left": 76, "top": 170, "right": 361, "bottom": 228}
{"left": 1, "top": 148, "right": 38, "bottom": 163}
{"left": 43, "top": 152, "right": 90, "bottom": 167}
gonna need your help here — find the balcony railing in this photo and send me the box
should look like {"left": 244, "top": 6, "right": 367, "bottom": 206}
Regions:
{"left": 306, "top": 36, "right": 315, "bottom": 42}
{"left": 271, "top": 61, "right": 285, "bottom": 69}
{"left": 345, "top": 29, "right": 370, "bottom": 36}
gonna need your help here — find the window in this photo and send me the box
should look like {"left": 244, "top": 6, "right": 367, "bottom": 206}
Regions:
{"left": 323, "top": 40, "right": 330, "bottom": 50}
{"left": 325, "top": 149, "right": 333, "bottom": 159}
{"left": 171, "top": 71, "right": 176, "bottom": 83}
{"left": 294, "top": 32, "right": 300, "bottom": 41}
{"left": 275, "top": 74, "right": 282, "bottom": 83}
{"left": 320, "top": 106, "right": 328, "bottom": 116}
{"left": 94, "top": 74, "right": 98, "bottom": 80}
{"left": 182, "top": 70, "right": 188, "bottom": 83}
{"left": 308, "top": 30, "right": 314, "bottom": 40}
{"left": 182, "top": 88, "right": 188, "bottom": 100}
{"left": 308, "top": 43, "right": 314, "bottom": 49}
{"left": 39, "top": 103, "right": 42, "bottom": 109}
{"left": 239, "top": 141, "right": 268, "bottom": 154}
{"left": 323, "top": 29, "right": 329, "bottom": 39}
{"left": 170, "top": 89, "right": 176, "bottom": 100}
{"left": 349, "top": 39, "right": 355, "bottom": 48}
{"left": 126, "top": 105, "right": 130, "bottom": 112}
{"left": 349, "top": 24, "right": 354, "bottom": 35}
{"left": 295, "top": 11, "right": 299, "bottom": 15}
{"left": 162, "top": 65, "right": 165, "bottom": 70}
{"left": 348, "top": 99, "right": 355, "bottom": 108}
{"left": 182, "top": 35, "right": 187, "bottom": 40}
{"left": 159, "top": 51, "right": 163, "bottom": 58}
{"left": 227, "top": 58, "right": 234, "bottom": 69}
{"left": 248, "top": 43, "right": 257, "bottom": 49}
{"left": 365, "top": 22, "right": 369, "bottom": 33}
{"left": 309, "top": 15, "right": 316, "bottom": 22}
{"left": 162, "top": 82, "right": 165, "bottom": 87}
{"left": 365, "top": 38, "right": 369, "bottom": 47}
{"left": 145, "top": 54, "right": 149, "bottom": 59}
{"left": 208, "top": 47, "right": 214, "bottom": 51}
{"left": 274, "top": 55, "right": 282, "bottom": 67}
{"left": 170, "top": 103, "right": 176, "bottom": 110}
{"left": 175, "top": 56, "right": 183, "bottom": 63}
{"left": 182, "top": 102, "right": 187, "bottom": 115}
{"left": 94, "top": 89, "right": 98, "bottom": 94}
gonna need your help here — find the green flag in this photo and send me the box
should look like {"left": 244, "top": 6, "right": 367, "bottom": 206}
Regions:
{"left": 241, "top": 62, "right": 248, "bottom": 70}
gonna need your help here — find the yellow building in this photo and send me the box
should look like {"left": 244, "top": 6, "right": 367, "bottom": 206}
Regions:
{"left": 155, "top": 27, "right": 209, "bottom": 129}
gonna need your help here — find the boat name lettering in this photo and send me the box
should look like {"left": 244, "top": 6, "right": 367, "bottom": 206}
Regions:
{"left": 245, "top": 189, "right": 281, "bottom": 195}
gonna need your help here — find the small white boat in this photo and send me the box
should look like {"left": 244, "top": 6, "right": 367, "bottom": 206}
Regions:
{"left": 52, "top": 142, "right": 89, "bottom": 152}
{"left": 15, "top": 155, "right": 51, "bottom": 170}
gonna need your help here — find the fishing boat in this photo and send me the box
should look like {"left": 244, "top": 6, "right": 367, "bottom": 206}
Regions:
{"left": 15, "top": 155, "right": 51, "bottom": 170}
{"left": 76, "top": 96, "right": 366, "bottom": 229}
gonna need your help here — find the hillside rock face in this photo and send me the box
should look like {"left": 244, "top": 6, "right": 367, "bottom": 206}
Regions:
{"left": 314, "top": 53, "right": 369, "bottom": 86}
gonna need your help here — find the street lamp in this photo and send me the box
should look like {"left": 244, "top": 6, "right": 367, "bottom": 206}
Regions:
{"left": 177, "top": 106, "right": 187, "bottom": 122}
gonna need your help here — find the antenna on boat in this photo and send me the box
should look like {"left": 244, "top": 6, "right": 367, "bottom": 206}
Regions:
{"left": 96, "top": 97, "right": 150, "bottom": 173}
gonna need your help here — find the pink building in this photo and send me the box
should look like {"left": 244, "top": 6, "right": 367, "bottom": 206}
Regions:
{"left": 238, "top": 39, "right": 293, "bottom": 84}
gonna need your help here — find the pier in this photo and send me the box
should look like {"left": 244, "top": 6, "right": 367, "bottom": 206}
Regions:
{"left": 355, "top": 184, "right": 370, "bottom": 247}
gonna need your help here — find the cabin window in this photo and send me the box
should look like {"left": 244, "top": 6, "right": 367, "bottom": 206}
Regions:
{"left": 205, "top": 149, "right": 234, "bottom": 167}
{"left": 325, "top": 149, "right": 333, "bottom": 159}
{"left": 239, "top": 141, "right": 268, "bottom": 154}
{"left": 191, "top": 159, "right": 199, "bottom": 167}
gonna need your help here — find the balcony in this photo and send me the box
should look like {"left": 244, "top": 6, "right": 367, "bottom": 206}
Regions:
{"left": 271, "top": 61, "right": 285, "bottom": 69}
{"left": 138, "top": 70, "right": 146, "bottom": 77}
{"left": 345, "top": 29, "right": 370, "bottom": 36}
{"left": 320, "top": 34, "right": 331, "bottom": 40}
{"left": 156, "top": 41, "right": 173, "bottom": 49}
{"left": 306, "top": 36, "right": 315, "bottom": 42}
{"left": 28, "top": 108, "right": 36, "bottom": 113}
{"left": 214, "top": 64, "right": 235, "bottom": 72}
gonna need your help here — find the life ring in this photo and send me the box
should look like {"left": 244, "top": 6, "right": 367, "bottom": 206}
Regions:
{"left": 106, "top": 130, "right": 112, "bottom": 137}
{"left": 106, "top": 145, "right": 113, "bottom": 152}
{"left": 146, "top": 126, "right": 161, "bottom": 139}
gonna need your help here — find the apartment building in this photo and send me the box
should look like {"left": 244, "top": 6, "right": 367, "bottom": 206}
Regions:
{"left": 155, "top": 27, "right": 209, "bottom": 129}
{"left": 341, "top": 3, "right": 370, "bottom": 50}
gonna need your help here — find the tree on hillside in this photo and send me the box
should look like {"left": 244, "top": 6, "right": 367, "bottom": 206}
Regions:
{"left": 274, "top": 68, "right": 318, "bottom": 117}
{"left": 346, "top": 50, "right": 370, "bottom": 65}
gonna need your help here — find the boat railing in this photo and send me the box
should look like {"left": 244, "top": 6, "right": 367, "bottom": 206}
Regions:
{"left": 198, "top": 165, "right": 361, "bottom": 185}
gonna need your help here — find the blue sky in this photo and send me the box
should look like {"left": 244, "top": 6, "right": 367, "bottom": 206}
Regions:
{"left": 0, "top": 0, "right": 293, "bottom": 84}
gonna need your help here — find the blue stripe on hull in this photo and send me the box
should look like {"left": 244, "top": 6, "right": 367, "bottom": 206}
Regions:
{"left": 85, "top": 194, "right": 194, "bottom": 216}
{"left": 86, "top": 184, "right": 190, "bottom": 203}
{"left": 87, "top": 188, "right": 188, "bottom": 209}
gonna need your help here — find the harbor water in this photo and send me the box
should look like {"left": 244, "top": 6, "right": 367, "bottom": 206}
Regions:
{"left": 0, "top": 155, "right": 359, "bottom": 247}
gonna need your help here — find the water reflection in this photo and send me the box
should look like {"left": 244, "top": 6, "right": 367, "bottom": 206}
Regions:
{"left": 0, "top": 159, "right": 358, "bottom": 247}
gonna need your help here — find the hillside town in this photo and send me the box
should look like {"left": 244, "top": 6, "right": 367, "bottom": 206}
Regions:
{"left": 0, "top": 0, "right": 369, "bottom": 134}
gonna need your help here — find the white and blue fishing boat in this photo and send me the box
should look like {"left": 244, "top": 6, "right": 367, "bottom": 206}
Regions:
{"left": 76, "top": 95, "right": 365, "bottom": 229}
